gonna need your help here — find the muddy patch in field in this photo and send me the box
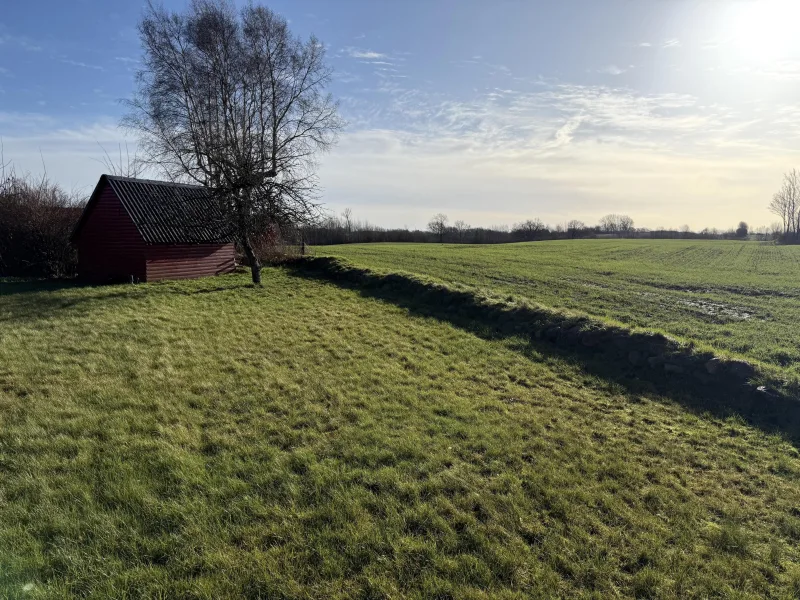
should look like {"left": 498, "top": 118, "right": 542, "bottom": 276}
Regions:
{"left": 636, "top": 280, "right": 800, "bottom": 299}
{"left": 636, "top": 291, "right": 764, "bottom": 321}
{"left": 677, "top": 299, "right": 757, "bottom": 321}
{"left": 564, "top": 278, "right": 612, "bottom": 291}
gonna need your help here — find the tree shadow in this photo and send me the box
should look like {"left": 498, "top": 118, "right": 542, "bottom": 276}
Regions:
{"left": 286, "top": 257, "right": 800, "bottom": 446}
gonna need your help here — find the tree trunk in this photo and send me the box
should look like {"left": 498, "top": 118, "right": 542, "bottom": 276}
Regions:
{"left": 242, "top": 238, "right": 262, "bottom": 285}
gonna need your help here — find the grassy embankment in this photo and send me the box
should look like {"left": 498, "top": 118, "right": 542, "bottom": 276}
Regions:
{"left": 323, "top": 239, "right": 800, "bottom": 383}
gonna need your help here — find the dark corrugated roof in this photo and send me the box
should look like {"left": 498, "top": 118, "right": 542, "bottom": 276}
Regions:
{"left": 104, "top": 175, "right": 234, "bottom": 244}
{"left": 71, "top": 175, "right": 234, "bottom": 245}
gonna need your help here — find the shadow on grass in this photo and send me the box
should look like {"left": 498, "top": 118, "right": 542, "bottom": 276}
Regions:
{"left": 0, "top": 275, "right": 251, "bottom": 324}
{"left": 0, "top": 278, "right": 83, "bottom": 296}
{"left": 286, "top": 257, "right": 800, "bottom": 446}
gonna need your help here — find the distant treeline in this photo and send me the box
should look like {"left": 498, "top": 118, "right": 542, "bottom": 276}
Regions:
{"left": 2, "top": 164, "right": 796, "bottom": 279}
{"left": 302, "top": 212, "right": 786, "bottom": 246}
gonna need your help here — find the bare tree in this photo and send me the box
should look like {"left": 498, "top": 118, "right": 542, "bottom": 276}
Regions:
{"left": 124, "top": 0, "right": 344, "bottom": 283}
{"left": 599, "top": 214, "right": 634, "bottom": 237}
{"left": 428, "top": 213, "right": 449, "bottom": 243}
{"left": 512, "top": 218, "right": 547, "bottom": 241}
{"left": 567, "top": 219, "right": 585, "bottom": 239}
{"left": 599, "top": 214, "right": 619, "bottom": 234}
{"left": 769, "top": 169, "right": 800, "bottom": 240}
{"left": 453, "top": 219, "right": 470, "bottom": 242}
{"left": 618, "top": 215, "right": 634, "bottom": 237}
{"left": 341, "top": 208, "right": 353, "bottom": 236}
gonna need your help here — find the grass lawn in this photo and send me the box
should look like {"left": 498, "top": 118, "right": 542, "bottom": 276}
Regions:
{"left": 1, "top": 265, "right": 800, "bottom": 598}
{"left": 321, "top": 240, "right": 800, "bottom": 383}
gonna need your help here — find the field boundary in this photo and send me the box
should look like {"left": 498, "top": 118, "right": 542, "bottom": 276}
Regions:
{"left": 288, "top": 256, "right": 800, "bottom": 443}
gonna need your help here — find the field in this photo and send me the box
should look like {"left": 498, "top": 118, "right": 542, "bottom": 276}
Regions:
{"left": 322, "top": 239, "right": 800, "bottom": 382}
{"left": 1, "top": 241, "right": 800, "bottom": 598}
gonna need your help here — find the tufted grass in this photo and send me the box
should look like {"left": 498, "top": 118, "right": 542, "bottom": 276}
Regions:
{"left": 1, "top": 267, "right": 800, "bottom": 598}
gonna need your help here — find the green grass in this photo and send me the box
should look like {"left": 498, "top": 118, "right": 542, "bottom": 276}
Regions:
{"left": 2, "top": 267, "right": 800, "bottom": 598}
{"left": 321, "top": 239, "right": 800, "bottom": 381}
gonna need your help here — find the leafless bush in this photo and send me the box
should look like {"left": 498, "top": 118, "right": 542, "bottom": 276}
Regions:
{"left": 247, "top": 222, "right": 306, "bottom": 264}
{"left": 0, "top": 167, "right": 85, "bottom": 278}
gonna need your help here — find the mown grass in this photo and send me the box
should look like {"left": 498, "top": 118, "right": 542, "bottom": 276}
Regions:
{"left": 1, "top": 268, "right": 800, "bottom": 598}
{"left": 321, "top": 240, "right": 800, "bottom": 381}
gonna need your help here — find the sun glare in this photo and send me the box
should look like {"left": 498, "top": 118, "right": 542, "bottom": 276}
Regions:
{"left": 725, "top": 0, "right": 800, "bottom": 61}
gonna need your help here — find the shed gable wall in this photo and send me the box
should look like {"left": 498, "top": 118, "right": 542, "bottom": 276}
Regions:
{"left": 77, "top": 184, "right": 146, "bottom": 282}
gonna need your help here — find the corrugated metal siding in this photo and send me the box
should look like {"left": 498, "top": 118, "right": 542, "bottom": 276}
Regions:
{"left": 77, "top": 185, "right": 147, "bottom": 282}
{"left": 145, "top": 243, "right": 236, "bottom": 282}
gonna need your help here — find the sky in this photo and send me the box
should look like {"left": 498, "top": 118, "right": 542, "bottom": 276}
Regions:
{"left": 2, "top": 0, "right": 800, "bottom": 231}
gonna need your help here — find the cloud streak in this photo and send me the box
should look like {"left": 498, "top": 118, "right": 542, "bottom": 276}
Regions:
{"left": 343, "top": 47, "right": 387, "bottom": 60}
{"left": 0, "top": 33, "right": 42, "bottom": 52}
{"left": 597, "top": 65, "right": 631, "bottom": 75}
{"left": 60, "top": 58, "right": 105, "bottom": 71}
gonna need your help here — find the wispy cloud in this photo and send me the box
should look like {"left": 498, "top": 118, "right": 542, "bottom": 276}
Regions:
{"left": 335, "top": 70, "right": 362, "bottom": 84}
{"left": 639, "top": 42, "right": 652, "bottom": 48}
{"left": 60, "top": 58, "right": 105, "bottom": 71}
{"left": 0, "top": 116, "right": 137, "bottom": 192}
{"left": 0, "top": 33, "right": 42, "bottom": 52}
{"left": 597, "top": 65, "right": 631, "bottom": 76}
{"left": 344, "top": 47, "right": 387, "bottom": 60}
{"left": 760, "top": 59, "right": 800, "bottom": 81}
{"left": 663, "top": 39, "right": 681, "bottom": 49}
{"left": 546, "top": 115, "right": 585, "bottom": 149}
{"left": 453, "top": 57, "right": 511, "bottom": 77}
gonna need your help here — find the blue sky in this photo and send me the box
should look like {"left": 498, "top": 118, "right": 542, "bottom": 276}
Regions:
{"left": 2, "top": 0, "right": 800, "bottom": 230}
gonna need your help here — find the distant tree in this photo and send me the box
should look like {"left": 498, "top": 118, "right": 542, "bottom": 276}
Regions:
{"left": 512, "top": 218, "right": 547, "bottom": 241}
{"left": 342, "top": 208, "right": 353, "bottom": 237}
{"left": 428, "top": 213, "right": 449, "bottom": 243}
{"left": 599, "top": 214, "right": 634, "bottom": 237}
{"left": 124, "top": 0, "right": 344, "bottom": 284}
{"left": 618, "top": 215, "right": 634, "bottom": 237}
{"left": 599, "top": 214, "right": 619, "bottom": 234}
{"left": 453, "top": 219, "right": 470, "bottom": 242}
{"left": 735, "top": 221, "right": 749, "bottom": 238}
{"left": 567, "top": 219, "right": 585, "bottom": 239}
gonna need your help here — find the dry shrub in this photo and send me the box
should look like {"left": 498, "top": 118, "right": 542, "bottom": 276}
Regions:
{"left": 246, "top": 222, "right": 308, "bottom": 265}
{"left": 0, "top": 171, "right": 85, "bottom": 278}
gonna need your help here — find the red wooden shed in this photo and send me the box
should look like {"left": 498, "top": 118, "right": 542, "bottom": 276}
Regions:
{"left": 71, "top": 175, "right": 236, "bottom": 283}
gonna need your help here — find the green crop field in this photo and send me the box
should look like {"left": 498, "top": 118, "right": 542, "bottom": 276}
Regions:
{"left": 322, "top": 239, "right": 800, "bottom": 383}
{"left": 1, "top": 243, "right": 800, "bottom": 598}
